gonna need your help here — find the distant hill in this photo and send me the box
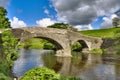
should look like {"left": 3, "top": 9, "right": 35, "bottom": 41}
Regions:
{"left": 80, "top": 28, "right": 120, "bottom": 38}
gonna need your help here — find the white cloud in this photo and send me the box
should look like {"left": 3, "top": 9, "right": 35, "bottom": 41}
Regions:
{"left": 100, "top": 14, "right": 118, "bottom": 28}
{"left": 10, "top": 17, "right": 27, "bottom": 28}
{"left": 75, "top": 24, "right": 93, "bottom": 31}
{"left": 36, "top": 18, "right": 56, "bottom": 27}
{"left": 44, "top": 9, "right": 49, "bottom": 15}
{"left": 0, "top": 0, "right": 10, "bottom": 7}
{"left": 51, "top": 0, "right": 120, "bottom": 27}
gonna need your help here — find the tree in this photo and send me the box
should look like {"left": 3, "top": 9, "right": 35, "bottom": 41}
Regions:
{"left": 112, "top": 17, "right": 120, "bottom": 28}
{"left": 0, "top": 7, "right": 10, "bottom": 28}
{"left": 1, "top": 30, "right": 18, "bottom": 67}
{"left": 47, "top": 23, "right": 78, "bottom": 31}
{"left": 47, "top": 23, "right": 69, "bottom": 29}
{"left": 0, "top": 30, "right": 18, "bottom": 77}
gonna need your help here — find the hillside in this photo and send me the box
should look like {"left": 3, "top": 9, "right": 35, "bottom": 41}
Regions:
{"left": 80, "top": 28, "right": 120, "bottom": 38}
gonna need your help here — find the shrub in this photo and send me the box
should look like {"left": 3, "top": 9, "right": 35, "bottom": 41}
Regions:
{"left": 0, "top": 73, "right": 11, "bottom": 80}
{"left": 20, "top": 67, "right": 82, "bottom": 80}
{"left": 71, "top": 42, "right": 82, "bottom": 51}
{"left": 44, "top": 42, "right": 55, "bottom": 50}
{"left": 90, "top": 48, "right": 103, "bottom": 54}
{"left": 20, "top": 67, "right": 60, "bottom": 80}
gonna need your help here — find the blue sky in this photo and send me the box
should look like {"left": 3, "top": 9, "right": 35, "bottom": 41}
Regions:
{"left": 1, "top": 0, "right": 120, "bottom": 30}
{"left": 6, "top": 0, "right": 57, "bottom": 26}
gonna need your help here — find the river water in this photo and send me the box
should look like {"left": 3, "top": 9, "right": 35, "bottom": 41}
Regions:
{"left": 12, "top": 49, "right": 120, "bottom": 80}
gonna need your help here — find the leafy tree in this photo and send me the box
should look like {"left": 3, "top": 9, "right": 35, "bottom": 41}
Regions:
{"left": 112, "top": 17, "right": 120, "bottom": 28}
{"left": 0, "top": 7, "right": 10, "bottom": 28}
{"left": 1, "top": 30, "right": 18, "bottom": 67}
{"left": 0, "top": 30, "right": 18, "bottom": 78}
{"left": 0, "top": 73, "right": 11, "bottom": 80}
{"left": 47, "top": 23, "right": 69, "bottom": 29}
{"left": 48, "top": 23, "right": 78, "bottom": 31}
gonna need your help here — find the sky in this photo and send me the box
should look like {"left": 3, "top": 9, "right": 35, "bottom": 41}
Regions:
{"left": 0, "top": 0, "right": 120, "bottom": 30}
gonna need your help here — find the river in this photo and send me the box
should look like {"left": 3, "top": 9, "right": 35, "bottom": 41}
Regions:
{"left": 12, "top": 49, "right": 120, "bottom": 80}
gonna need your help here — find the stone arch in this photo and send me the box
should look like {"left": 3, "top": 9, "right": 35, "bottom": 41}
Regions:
{"left": 11, "top": 29, "right": 63, "bottom": 50}
{"left": 18, "top": 35, "right": 64, "bottom": 51}
{"left": 34, "top": 36, "right": 63, "bottom": 50}
{"left": 71, "top": 39, "right": 89, "bottom": 52}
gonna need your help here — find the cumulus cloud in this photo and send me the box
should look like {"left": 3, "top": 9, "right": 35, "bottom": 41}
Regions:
{"left": 100, "top": 14, "right": 118, "bottom": 28}
{"left": 10, "top": 17, "right": 27, "bottom": 28}
{"left": 36, "top": 18, "right": 56, "bottom": 27}
{"left": 75, "top": 24, "right": 93, "bottom": 31}
{"left": 51, "top": 0, "right": 120, "bottom": 26}
{"left": 0, "top": 0, "right": 10, "bottom": 7}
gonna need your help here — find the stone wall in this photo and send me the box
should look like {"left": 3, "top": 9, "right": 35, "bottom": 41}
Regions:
{"left": 101, "top": 38, "right": 116, "bottom": 48}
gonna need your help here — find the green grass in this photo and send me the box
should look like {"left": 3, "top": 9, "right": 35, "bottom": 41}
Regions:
{"left": 20, "top": 38, "right": 45, "bottom": 49}
{"left": 80, "top": 28, "right": 120, "bottom": 38}
{"left": 19, "top": 38, "right": 55, "bottom": 49}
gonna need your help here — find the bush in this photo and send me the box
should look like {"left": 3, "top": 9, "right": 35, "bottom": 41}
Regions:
{"left": 71, "top": 42, "right": 82, "bottom": 51}
{"left": 20, "top": 67, "right": 60, "bottom": 80}
{"left": 20, "top": 67, "right": 82, "bottom": 80}
{"left": 44, "top": 42, "right": 55, "bottom": 50}
{"left": 0, "top": 73, "right": 11, "bottom": 80}
{"left": 90, "top": 48, "right": 103, "bottom": 54}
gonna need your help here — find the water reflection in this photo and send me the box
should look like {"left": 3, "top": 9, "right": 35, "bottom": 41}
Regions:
{"left": 13, "top": 49, "right": 120, "bottom": 80}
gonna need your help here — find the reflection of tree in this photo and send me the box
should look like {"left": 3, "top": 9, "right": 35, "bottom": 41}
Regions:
{"left": 57, "top": 57, "right": 72, "bottom": 76}
{"left": 41, "top": 51, "right": 56, "bottom": 69}
{"left": 72, "top": 52, "right": 83, "bottom": 67}
{"left": 52, "top": 61, "right": 62, "bottom": 72}
{"left": 41, "top": 51, "right": 63, "bottom": 72}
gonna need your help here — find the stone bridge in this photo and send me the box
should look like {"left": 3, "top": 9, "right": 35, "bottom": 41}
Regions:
{"left": 11, "top": 27, "right": 103, "bottom": 57}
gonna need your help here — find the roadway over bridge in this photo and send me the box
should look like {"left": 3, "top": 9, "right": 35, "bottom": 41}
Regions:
{"left": 11, "top": 27, "right": 103, "bottom": 57}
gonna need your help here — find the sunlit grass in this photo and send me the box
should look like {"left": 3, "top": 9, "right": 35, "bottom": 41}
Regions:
{"left": 80, "top": 28, "right": 120, "bottom": 38}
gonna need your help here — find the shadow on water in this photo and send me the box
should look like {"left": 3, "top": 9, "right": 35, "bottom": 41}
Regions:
{"left": 12, "top": 49, "right": 120, "bottom": 80}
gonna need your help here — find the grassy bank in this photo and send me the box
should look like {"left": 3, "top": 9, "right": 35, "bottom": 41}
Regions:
{"left": 80, "top": 28, "right": 120, "bottom": 38}
{"left": 19, "top": 38, "right": 55, "bottom": 50}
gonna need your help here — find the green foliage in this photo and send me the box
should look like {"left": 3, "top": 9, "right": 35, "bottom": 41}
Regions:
{"left": 80, "top": 28, "right": 120, "bottom": 38}
{"left": 47, "top": 23, "right": 69, "bottom": 29}
{"left": 90, "top": 48, "right": 103, "bottom": 54}
{"left": 0, "top": 7, "right": 10, "bottom": 28}
{"left": 20, "top": 67, "right": 60, "bottom": 80}
{"left": 47, "top": 23, "right": 78, "bottom": 31}
{"left": 20, "top": 67, "right": 82, "bottom": 80}
{"left": 0, "top": 73, "right": 11, "bottom": 80}
{"left": 44, "top": 42, "right": 55, "bottom": 50}
{"left": 1, "top": 30, "right": 18, "bottom": 67}
{"left": 0, "top": 30, "right": 18, "bottom": 79}
{"left": 71, "top": 42, "right": 82, "bottom": 51}
{"left": 0, "top": 60, "right": 10, "bottom": 76}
